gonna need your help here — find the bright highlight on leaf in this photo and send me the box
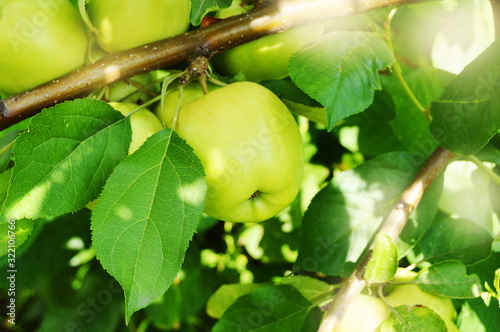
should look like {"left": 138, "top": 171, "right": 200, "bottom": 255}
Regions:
{"left": 294, "top": 152, "right": 431, "bottom": 277}
{"left": 430, "top": 39, "right": 500, "bottom": 155}
{"left": 420, "top": 217, "right": 493, "bottom": 265}
{"left": 289, "top": 31, "right": 395, "bottom": 131}
{"left": 91, "top": 128, "right": 206, "bottom": 322}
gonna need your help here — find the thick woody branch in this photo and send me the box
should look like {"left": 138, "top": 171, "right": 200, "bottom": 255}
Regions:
{"left": 0, "top": 0, "right": 426, "bottom": 130}
{"left": 318, "top": 146, "right": 456, "bottom": 332}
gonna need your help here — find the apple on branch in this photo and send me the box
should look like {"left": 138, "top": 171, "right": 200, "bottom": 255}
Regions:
{"left": 210, "top": 0, "right": 324, "bottom": 82}
{"left": 159, "top": 81, "right": 304, "bottom": 223}
{"left": 0, "top": 0, "right": 88, "bottom": 97}
{"left": 85, "top": 0, "right": 191, "bottom": 52}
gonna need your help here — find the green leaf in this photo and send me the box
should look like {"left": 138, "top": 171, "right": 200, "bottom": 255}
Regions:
{"left": 207, "top": 283, "right": 267, "bottom": 319}
{"left": 289, "top": 31, "right": 395, "bottom": 131}
{"left": 0, "top": 130, "right": 20, "bottom": 173}
{"left": 381, "top": 66, "right": 455, "bottom": 157}
{"left": 467, "top": 251, "right": 500, "bottom": 312}
{"left": 0, "top": 209, "right": 92, "bottom": 290}
{"left": 295, "top": 152, "right": 426, "bottom": 277}
{"left": 430, "top": 39, "right": 500, "bottom": 155}
{"left": 39, "top": 266, "right": 124, "bottom": 332}
{"left": 457, "top": 298, "right": 500, "bottom": 332}
{"left": 364, "top": 233, "right": 398, "bottom": 283}
{"left": 1, "top": 99, "right": 131, "bottom": 222}
{"left": 283, "top": 100, "right": 327, "bottom": 127}
{"left": 0, "top": 168, "right": 12, "bottom": 209}
{"left": 337, "top": 90, "right": 406, "bottom": 157}
{"left": 421, "top": 218, "right": 493, "bottom": 265}
{"left": 146, "top": 283, "right": 182, "bottom": 329}
{"left": 78, "top": 0, "right": 101, "bottom": 35}
{"left": 261, "top": 79, "right": 322, "bottom": 108}
{"left": 190, "top": 0, "right": 232, "bottom": 26}
{"left": 91, "top": 129, "right": 206, "bottom": 322}
{"left": 0, "top": 218, "right": 34, "bottom": 257}
{"left": 212, "top": 284, "right": 313, "bottom": 332}
{"left": 475, "top": 142, "right": 500, "bottom": 164}
{"left": 377, "top": 305, "right": 447, "bottom": 332}
{"left": 147, "top": 242, "right": 220, "bottom": 328}
{"left": 415, "top": 261, "right": 482, "bottom": 298}
{"left": 261, "top": 79, "right": 327, "bottom": 126}
{"left": 279, "top": 275, "right": 334, "bottom": 305}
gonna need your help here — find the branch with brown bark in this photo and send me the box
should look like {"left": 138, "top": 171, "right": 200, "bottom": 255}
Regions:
{"left": 318, "top": 146, "right": 456, "bottom": 332}
{"left": 0, "top": 0, "right": 427, "bottom": 130}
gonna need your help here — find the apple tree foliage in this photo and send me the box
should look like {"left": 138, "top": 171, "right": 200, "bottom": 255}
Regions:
{"left": 1, "top": 0, "right": 500, "bottom": 331}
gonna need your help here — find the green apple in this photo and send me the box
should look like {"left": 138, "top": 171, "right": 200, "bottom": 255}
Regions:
{"left": 170, "top": 82, "right": 304, "bottom": 222}
{"left": 109, "top": 102, "right": 163, "bottom": 154}
{"left": 384, "top": 270, "right": 457, "bottom": 323}
{"left": 85, "top": 0, "right": 190, "bottom": 52}
{"left": 211, "top": 2, "right": 324, "bottom": 82}
{"left": 0, "top": 0, "right": 88, "bottom": 97}
{"left": 339, "top": 271, "right": 458, "bottom": 331}
{"left": 154, "top": 81, "right": 221, "bottom": 128}
{"left": 338, "top": 293, "right": 391, "bottom": 332}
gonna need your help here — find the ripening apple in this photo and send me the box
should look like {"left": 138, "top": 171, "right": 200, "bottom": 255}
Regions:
{"left": 165, "top": 82, "right": 304, "bottom": 223}
{"left": 338, "top": 293, "right": 391, "bottom": 332}
{"left": 154, "top": 81, "right": 221, "bottom": 128}
{"left": 0, "top": 0, "right": 88, "bottom": 96}
{"left": 339, "top": 271, "right": 458, "bottom": 331}
{"left": 85, "top": 0, "right": 191, "bottom": 52}
{"left": 211, "top": 1, "right": 324, "bottom": 82}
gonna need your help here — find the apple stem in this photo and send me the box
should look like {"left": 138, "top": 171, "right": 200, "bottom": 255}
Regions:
{"left": 249, "top": 190, "right": 260, "bottom": 200}
{"left": 188, "top": 55, "right": 210, "bottom": 95}
{"left": 171, "top": 81, "right": 187, "bottom": 131}
{"left": 377, "top": 284, "right": 410, "bottom": 329}
{"left": 198, "top": 75, "right": 209, "bottom": 95}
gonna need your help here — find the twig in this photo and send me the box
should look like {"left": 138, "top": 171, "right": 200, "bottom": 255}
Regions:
{"left": 0, "top": 0, "right": 427, "bottom": 130}
{"left": 317, "top": 146, "right": 456, "bottom": 332}
{"left": 385, "top": 8, "right": 429, "bottom": 121}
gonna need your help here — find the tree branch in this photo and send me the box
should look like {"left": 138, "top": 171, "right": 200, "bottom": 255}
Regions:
{"left": 318, "top": 146, "right": 456, "bottom": 332}
{"left": 0, "top": 0, "right": 427, "bottom": 130}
